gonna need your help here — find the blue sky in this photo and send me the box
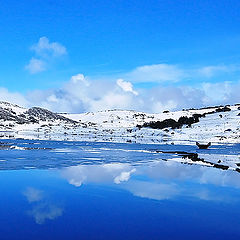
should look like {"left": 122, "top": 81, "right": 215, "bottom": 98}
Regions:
{"left": 1, "top": 0, "right": 240, "bottom": 112}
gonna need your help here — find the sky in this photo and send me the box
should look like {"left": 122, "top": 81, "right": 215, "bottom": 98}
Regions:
{"left": 1, "top": 0, "right": 240, "bottom": 113}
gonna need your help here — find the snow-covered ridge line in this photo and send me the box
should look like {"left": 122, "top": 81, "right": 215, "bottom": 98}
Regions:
{"left": 0, "top": 101, "right": 240, "bottom": 144}
{"left": 0, "top": 102, "right": 76, "bottom": 124}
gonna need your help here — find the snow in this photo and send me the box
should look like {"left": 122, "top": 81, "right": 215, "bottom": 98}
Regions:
{"left": 0, "top": 101, "right": 239, "bottom": 147}
{"left": 0, "top": 100, "right": 239, "bottom": 172}
{"left": 0, "top": 101, "right": 26, "bottom": 115}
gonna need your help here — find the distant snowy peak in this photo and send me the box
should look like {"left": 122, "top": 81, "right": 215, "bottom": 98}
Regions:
{"left": 0, "top": 103, "right": 76, "bottom": 124}
{"left": 0, "top": 101, "right": 24, "bottom": 109}
{"left": 0, "top": 101, "right": 26, "bottom": 115}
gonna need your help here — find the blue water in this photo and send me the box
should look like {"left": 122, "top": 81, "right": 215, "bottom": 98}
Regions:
{"left": 1, "top": 139, "right": 240, "bottom": 239}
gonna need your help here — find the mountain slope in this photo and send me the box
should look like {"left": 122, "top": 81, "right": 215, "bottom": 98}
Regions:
{"left": 0, "top": 101, "right": 76, "bottom": 124}
{"left": 0, "top": 101, "right": 239, "bottom": 144}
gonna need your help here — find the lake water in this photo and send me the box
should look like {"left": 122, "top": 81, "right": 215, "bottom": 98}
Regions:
{"left": 1, "top": 139, "right": 240, "bottom": 239}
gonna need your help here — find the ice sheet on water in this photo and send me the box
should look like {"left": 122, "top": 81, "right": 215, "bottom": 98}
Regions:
{"left": 0, "top": 139, "right": 239, "bottom": 172}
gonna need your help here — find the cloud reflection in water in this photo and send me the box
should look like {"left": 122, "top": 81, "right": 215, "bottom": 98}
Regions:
{"left": 61, "top": 160, "right": 240, "bottom": 202}
{"left": 23, "top": 187, "right": 63, "bottom": 224}
{"left": 61, "top": 163, "right": 136, "bottom": 187}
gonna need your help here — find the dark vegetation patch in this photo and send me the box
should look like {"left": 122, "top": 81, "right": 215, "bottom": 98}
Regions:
{"left": 215, "top": 106, "right": 231, "bottom": 112}
{"left": 138, "top": 115, "right": 201, "bottom": 129}
{"left": 138, "top": 105, "right": 232, "bottom": 130}
{"left": 184, "top": 104, "right": 231, "bottom": 111}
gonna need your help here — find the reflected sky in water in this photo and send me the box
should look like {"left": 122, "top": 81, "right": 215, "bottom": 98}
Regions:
{"left": 1, "top": 140, "right": 240, "bottom": 239}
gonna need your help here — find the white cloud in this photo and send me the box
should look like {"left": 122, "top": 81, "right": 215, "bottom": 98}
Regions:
{"left": 151, "top": 100, "right": 178, "bottom": 113}
{"left": 126, "top": 64, "right": 186, "bottom": 83}
{"left": 4, "top": 62, "right": 240, "bottom": 113}
{"left": 116, "top": 79, "right": 138, "bottom": 95}
{"left": 47, "top": 94, "right": 59, "bottom": 103}
{"left": 146, "top": 85, "right": 206, "bottom": 112}
{"left": 0, "top": 87, "right": 29, "bottom": 107}
{"left": 198, "top": 65, "right": 239, "bottom": 78}
{"left": 25, "top": 37, "right": 67, "bottom": 74}
{"left": 71, "top": 73, "right": 89, "bottom": 86}
{"left": 31, "top": 36, "right": 67, "bottom": 57}
{"left": 202, "top": 81, "right": 233, "bottom": 105}
{"left": 89, "top": 92, "right": 136, "bottom": 112}
{"left": 20, "top": 71, "right": 240, "bottom": 113}
{"left": 25, "top": 58, "right": 46, "bottom": 74}
{"left": 28, "top": 73, "right": 141, "bottom": 113}
{"left": 124, "top": 63, "right": 240, "bottom": 84}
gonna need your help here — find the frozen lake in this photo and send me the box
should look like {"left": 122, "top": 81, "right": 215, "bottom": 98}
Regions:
{"left": 1, "top": 139, "right": 240, "bottom": 239}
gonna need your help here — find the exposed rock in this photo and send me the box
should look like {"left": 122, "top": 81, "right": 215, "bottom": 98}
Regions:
{"left": 0, "top": 104, "right": 77, "bottom": 125}
{"left": 25, "top": 107, "right": 76, "bottom": 123}
{"left": 0, "top": 107, "right": 28, "bottom": 123}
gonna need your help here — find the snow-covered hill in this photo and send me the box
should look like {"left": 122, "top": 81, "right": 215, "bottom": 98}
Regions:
{"left": 0, "top": 101, "right": 240, "bottom": 144}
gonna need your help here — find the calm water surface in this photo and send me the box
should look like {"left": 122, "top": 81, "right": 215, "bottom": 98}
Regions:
{"left": 1, "top": 139, "right": 240, "bottom": 239}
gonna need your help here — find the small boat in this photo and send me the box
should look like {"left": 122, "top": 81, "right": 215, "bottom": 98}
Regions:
{"left": 196, "top": 142, "right": 211, "bottom": 149}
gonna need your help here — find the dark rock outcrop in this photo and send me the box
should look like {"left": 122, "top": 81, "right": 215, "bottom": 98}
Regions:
{"left": 0, "top": 107, "right": 28, "bottom": 124}
{"left": 0, "top": 105, "right": 77, "bottom": 125}
{"left": 25, "top": 107, "right": 76, "bottom": 123}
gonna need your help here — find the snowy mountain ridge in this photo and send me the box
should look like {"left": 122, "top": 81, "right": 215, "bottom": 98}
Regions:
{"left": 0, "top": 101, "right": 76, "bottom": 124}
{"left": 0, "top": 101, "right": 240, "bottom": 144}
